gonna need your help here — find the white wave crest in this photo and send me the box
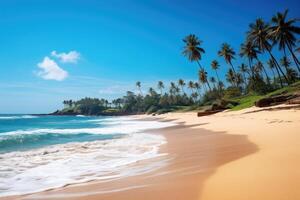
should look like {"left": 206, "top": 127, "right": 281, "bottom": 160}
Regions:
{"left": 0, "top": 115, "right": 38, "bottom": 120}
{"left": 1, "top": 120, "right": 175, "bottom": 136}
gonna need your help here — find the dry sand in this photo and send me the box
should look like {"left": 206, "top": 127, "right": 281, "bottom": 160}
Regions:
{"left": 3, "top": 104, "right": 300, "bottom": 200}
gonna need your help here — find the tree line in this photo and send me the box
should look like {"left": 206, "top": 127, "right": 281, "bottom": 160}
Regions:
{"left": 60, "top": 10, "right": 300, "bottom": 115}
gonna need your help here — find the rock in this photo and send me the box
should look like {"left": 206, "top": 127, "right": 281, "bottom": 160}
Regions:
{"left": 197, "top": 110, "right": 221, "bottom": 117}
{"left": 287, "top": 97, "right": 300, "bottom": 105}
{"left": 255, "top": 94, "right": 298, "bottom": 107}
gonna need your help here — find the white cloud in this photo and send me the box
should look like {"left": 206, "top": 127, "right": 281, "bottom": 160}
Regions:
{"left": 51, "top": 50, "right": 80, "bottom": 63}
{"left": 37, "top": 57, "right": 68, "bottom": 81}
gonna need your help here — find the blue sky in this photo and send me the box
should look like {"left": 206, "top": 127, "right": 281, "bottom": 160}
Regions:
{"left": 0, "top": 0, "right": 299, "bottom": 113}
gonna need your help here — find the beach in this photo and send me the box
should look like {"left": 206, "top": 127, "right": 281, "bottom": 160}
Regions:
{"left": 3, "top": 104, "right": 299, "bottom": 200}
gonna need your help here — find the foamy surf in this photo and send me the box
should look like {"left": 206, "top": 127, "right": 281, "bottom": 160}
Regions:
{"left": 0, "top": 116, "right": 175, "bottom": 197}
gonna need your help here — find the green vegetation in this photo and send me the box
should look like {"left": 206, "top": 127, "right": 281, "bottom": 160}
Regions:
{"left": 55, "top": 10, "right": 300, "bottom": 116}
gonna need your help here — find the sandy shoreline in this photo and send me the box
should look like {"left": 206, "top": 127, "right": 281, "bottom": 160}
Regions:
{"left": 3, "top": 105, "right": 300, "bottom": 200}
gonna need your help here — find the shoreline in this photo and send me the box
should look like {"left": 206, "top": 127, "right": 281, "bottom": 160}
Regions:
{"left": 2, "top": 104, "right": 300, "bottom": 200}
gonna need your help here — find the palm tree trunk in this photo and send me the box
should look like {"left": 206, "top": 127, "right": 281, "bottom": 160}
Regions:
{"left": 286, "top": 42, "right": 300, "bottom": 73}
{"left": 229, "top": 62, "right": 237, "bottom": 74}
{"left": 196, "top": 60, "right": 204, "bottom": 71}
{"left": 181, "top": 86, "right": 185, "bottom": 94}
{"left": 266, "top": 48, "right": 288, "bottom": 86}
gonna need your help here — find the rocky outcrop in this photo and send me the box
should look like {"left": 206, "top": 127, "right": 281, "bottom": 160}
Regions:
{"left": 255, "top": 94, "right": 299, "bottom": 107}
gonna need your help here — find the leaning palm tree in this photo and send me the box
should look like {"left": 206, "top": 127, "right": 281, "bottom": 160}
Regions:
{"left": 136, "top": 81, "right": 142, "bottom": 96}
{"left": 182, "top": 34, "right": 211, "bottom": 88}
{"left": 157, "top": 81, "right": 164, "bottom": 94}
{"left": 240, "top": 41, "right": 260, "bottom": 77}
{"left": 211, "top": 60, "right": 221, "bottom": 82}
{"left": 199, "top": 69, "right": 211, "bottom": 90}
{"left": 269, "top": 9, "right": 300, "bottom": 73}
{"left": 218, "top": 43, "right": 237, "bottom": 74}
{"left": 188, "top": 81, "right": 194, "bottom": 93}
{"left": 247, "top": 18, "right": 288, "bottom": 86}
{"left": 182, "top": 34, "right": 205, "bottom": 70}
{"left": 178, "top": 79, "right": 185, "bottom": 94}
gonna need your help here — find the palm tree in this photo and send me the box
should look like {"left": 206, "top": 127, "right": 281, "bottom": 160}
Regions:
{"left": 240, "top": 41, "right": 260, "bottom": 77}
{"left": 157, "top": 81, "right": 164, "bottom": 95}
{"left": 178, "top": 79, "right": 185, "bottom": 94}
{"left": 247, "top": 18, "right": 288, "bottom": 86}
{"left": 211, "top": 60, "right": 221, "bottom": 82}
{"left": 209, "top": 77, "right": 216, "bottom": 89}
{"left": 182, "top": 34, "right": 205, "bottom": 69}
{"left": 188, "top": 81, "right": 194, "bottom": 93}
{"left": 182, "top": 34, "right": 211, "bottom": 88}
{"left": 218, "top": 43, "right": 237, "bottom": 74}
{"left": 199, "top": 69, "right": 211, "bottom": 90}
{"left": 270, "top": 9, "right": 300, "bottom": 73}
{"left": 280, "top": 56, "right": 298, "bottom": 82}
{"left": 226, "top": 69, "right": 236, "bottom": 86}
{"left": 136, "top": 81, "right": 142, "bottom": 96}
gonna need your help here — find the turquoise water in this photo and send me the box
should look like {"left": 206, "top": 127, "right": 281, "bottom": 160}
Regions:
{"left": 0, "top": 114, "right": 175, "bottom": 197}
{"left": 0, "top": 115, "right": 121, "bottom": 153}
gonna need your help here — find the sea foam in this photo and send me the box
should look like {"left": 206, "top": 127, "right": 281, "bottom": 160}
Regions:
{"left": 0, "top": 117, "right": 175, "bottom": 197}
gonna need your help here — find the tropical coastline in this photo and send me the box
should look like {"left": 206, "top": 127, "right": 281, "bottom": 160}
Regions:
{"left": 1, "top": 1, "right": 300, "bottom": 200}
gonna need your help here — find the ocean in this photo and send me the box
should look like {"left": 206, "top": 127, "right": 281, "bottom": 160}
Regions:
{"left": 0, "top": 114, "right": 175, "bottom": 197}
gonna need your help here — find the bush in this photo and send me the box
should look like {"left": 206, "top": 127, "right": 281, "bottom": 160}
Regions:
{"left": 224, "top": 87, "right": 242, "bottom": 99}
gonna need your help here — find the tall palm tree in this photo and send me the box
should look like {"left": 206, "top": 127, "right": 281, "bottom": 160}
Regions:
{"left": 226, "top": 69, "right": 236, "bottom": 86}
{"left": 182, "top": 34, "right": 211, "bottom": 88}
{"left": 218, "top": 43, "right": 237, "bottom": 74}
{"left": 157, "top": 81, "right": 164, "bottom": 94}
{"left": 240, "top": 41, "right": 260, "bottom": 77}
{"left": 178, "top": 79, "right": 185, "bottom": 94}
{"left": 199, "top": 69, "right": 211, "bottom": 90}
{"left": 182, "top": 34, "right": 205, "bottom": 70}
{"left": 188, "top": 81, "right": 194, "bottom": 93}
{"left": 136, "top": 81, "right": 143, "bottom": 96}
{"left": 270, "top": 9, "right": 300, "bottom": 73}
{"left": 211, "top": 60, "right": 221, "bottom": 82}
{"left": 247, "top": 18, "right": 288, "bottom": 86}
